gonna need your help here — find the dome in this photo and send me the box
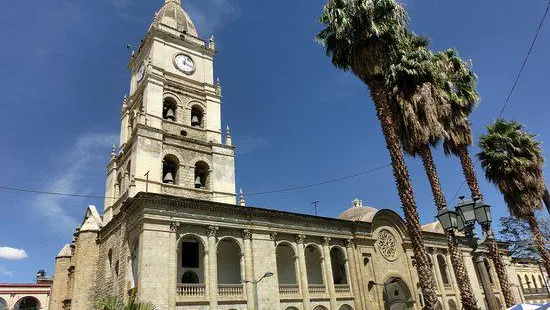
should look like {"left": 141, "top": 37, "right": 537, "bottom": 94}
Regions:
{"left": 337, "top": 198, "right": 379, "bottom": 222}
{"left": 154, "top": 0, "right": 199, "bottom": 37}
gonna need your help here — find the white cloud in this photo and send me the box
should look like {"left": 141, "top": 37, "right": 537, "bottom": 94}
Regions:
{"left": 0, "top": 247, "right": 28, "bottom": 260}
{"left": 31, "top": 133, "right": 118, "bottom": 232}
{"left": 0, "top": 265, "right": 14, "bottom": 277}
{"left": 185, "top": 0, "right": 240, "bottom": 36}
{"left": 236, "top": 136, "right": 268, "bottom": 155}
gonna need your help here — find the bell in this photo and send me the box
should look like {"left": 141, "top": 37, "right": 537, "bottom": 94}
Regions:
{"left": 165, "top": 108, "right": 175, "bottom": 121}
{"left": 194, "top": 175, "right": 203, "bottom": 188}
{"left": 191, "top": 115, "right": 200, "bottom": 127}
{"left": 163, "top": 172, "right": 174, "bottom": 184}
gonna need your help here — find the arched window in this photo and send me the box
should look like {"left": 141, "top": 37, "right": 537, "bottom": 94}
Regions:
{"left": 437, "top": 255, "right": 450, "bottom": 285}
{"left": 330, "top": 247, "right": 348, "bottom": 285}
{"left": 448, "top": 299, "right": 458, "bottom": 310}
{"left": 217, "top": 238, "right": 242, "bottom": 284}
{"left": 532, "top": 275, "right": 538, "bottom": 289}
{"left": 182, "top": 271, "right": 199, "bottom": 284}
{"left": 525, "top": 275, "right": 531, "bottom": 289}
{"left": 313, "top": 306, "right": 328, "bottom": 310}
{"left": 115, "top": 173, "right": 123, "bottom": 197}
{"left": 163, "top": 155, "right": 179, "bottom": 184}
{"left": 191, "top": 105, "right": 203, "bottom": 127}
{"left": 276, "top": 243, "right": 297, "bottom": 284}
{"left": 163, "top": 98, "right": 177, "bottom": 121}
{"left": 107, "top": 248, "right": 113, "bottom": 276}
{"left": 518, "top": 275, "right": 523, "bottom": 289}
{"left": 339, "top": 305, "right": 353, "bottom": 310}
{"left": 14, "top": 297, "right": 40, "bottom": 310}
{"left": 194, "top": 161, "right": 209, "bottom": 189}
{"left": 305, "top": 245, "right": 324, "bottom": 285}
{"left": 131, "top": 241, "right": 139, "bottom": 288}
{"left": 0, "top": 297, "right": 7, "bottom": 310}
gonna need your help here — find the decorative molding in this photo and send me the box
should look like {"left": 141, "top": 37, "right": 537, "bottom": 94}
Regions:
{"left": 206, "top": 225, "right": 218, "bottom": 237}
{"left": 322, "top": 237, "right": 331, "bottom": 246}
{"left": 295, "top": 234, "right": 306, "bottom": 244}
{"left": 376, "top": 229, "right": 399, "bottom": 261}
{"left": 169, "top": 222, "right": 180, "bottom": 232}
{"left": 241, "top": 229, "right": 252, "bottom": 240}
{"left": 269, "top": 232, "right": 278, "bottom": 241}
{"left": 345, "top": 239, "right": 354, "bottom": 248}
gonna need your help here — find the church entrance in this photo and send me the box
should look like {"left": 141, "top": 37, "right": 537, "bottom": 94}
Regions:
{"left": 382, "top": 277, "right": 413, "bottom": 310}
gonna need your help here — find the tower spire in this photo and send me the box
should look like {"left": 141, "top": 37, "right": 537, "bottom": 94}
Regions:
{"left": 165, "top": 0, "right": 181, "bottom": 4}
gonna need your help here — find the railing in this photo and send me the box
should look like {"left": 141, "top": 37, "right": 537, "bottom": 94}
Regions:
{"left": 523, "top": 287, "right": 549, "bottom": 295}
{"left": 176, "top": 284, "right": 206, "bottom": 298}
{"left": 309, "top": 284, "right": 326, "bottom": 295}
{"left": 335, "top": 284, "right": 351, "bottom": 294}
{"left": 218, "top": 284, "right": 243, "bottom": 298}
{"left": 279, "top": 284, "right": 300, "bottom": 296}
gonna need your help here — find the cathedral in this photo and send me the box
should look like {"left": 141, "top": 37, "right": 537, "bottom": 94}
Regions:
{"left": 48, "top": 1, "right": 549, "bottom": 310}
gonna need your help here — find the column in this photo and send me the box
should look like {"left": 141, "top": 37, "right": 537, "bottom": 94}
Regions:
{"left": 207, "top": 226, "right": 219, "bottom": 310}
{"left": 322, "top": 237, "right": 337, "bottom": 309}
{"left": 346, "top": 239, "right": 363, "bottom": 310}
{"left": 242, "top": 229, "right": 255, "bottom": 310}
{"left": 169, "top": 223, "right": 179, "bottom": 310}
{"left": 296, "top": 234, "right": 310, "bottom": 310}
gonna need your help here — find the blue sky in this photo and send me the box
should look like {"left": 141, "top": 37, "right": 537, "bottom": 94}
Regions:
{"left": 0, "top": 0, "right": 549, "bottom": 282}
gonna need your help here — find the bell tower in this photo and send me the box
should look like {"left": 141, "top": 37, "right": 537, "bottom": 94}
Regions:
{"left": 103, "top": 0, "right": 236, "bottom": 222}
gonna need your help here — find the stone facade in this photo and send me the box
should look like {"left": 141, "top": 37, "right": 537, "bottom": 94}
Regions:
{"left": 48, "top": 1, "right": 550, "bottom": 310}
{"left": 0, "top": 272, "right": 53, "bottom": 310}
{"left": 509, "top": 258, "right": 550, "bottom": 304}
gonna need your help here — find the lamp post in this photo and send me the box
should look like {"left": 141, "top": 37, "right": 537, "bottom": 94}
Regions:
{"left": 244, "top": 271, "right": 273, "bottom": 310}
{"left": 437, "top": 196, "right": 499, "bottom": 310}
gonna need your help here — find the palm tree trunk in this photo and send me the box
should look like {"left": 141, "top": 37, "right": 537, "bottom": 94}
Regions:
{"left": 368, "top": 79, "right": 440, "bottom": 310}
{"left": 526, "top": 213, "right": 550, "bottom": 278}
{"left": 456, "top": 145, "right": 515, "bottom": 307}
{"left": 542, "top": 187, "right": 550, "bottom": 215}
{"left": 418, "top": 145, "right": 479, "bottom": 310}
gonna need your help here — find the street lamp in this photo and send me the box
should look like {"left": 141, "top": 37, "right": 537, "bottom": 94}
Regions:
{"left": 437, "top": 196, "right": 499, "bottom": 310}
{"left": 244, "top": 271, "right": 273, "bottom": 310}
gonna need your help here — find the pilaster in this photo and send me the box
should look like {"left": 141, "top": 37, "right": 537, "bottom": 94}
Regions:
{"left": 345, "top": 239, "right": 363, "bottom": 310}
{"left": 296, "top": 234, "right": 310, "bottom": 310}
{"left": 207, "top": 226, "right": 219, "bottom": 310}
{"left": 322, "top": 237, "right": 337, "bottom": 310}
{"left": 242, "top": 229, "right": 255, "bottom": 310}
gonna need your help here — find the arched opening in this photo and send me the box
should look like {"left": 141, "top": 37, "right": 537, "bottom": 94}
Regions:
{"left": 178, "top": 236, "right": 205, "bottom": 284}
{"left": 14, "top": 296, "right": 40, "bottom": 310}
{"left": 436, "top": 254, "right": 450, "bottom": 285}
{"left": 339, "top": 305, "right": 353, "bottom": 310}
{"left": 525, "top": 275, "right": 531, "bottom": 289}
{"left": 448, "top": 299, "right": 458, "bottom": 310}
{"left": 313, "top": 306, "right": 328, "bottom": 310}
{"left": 330, "top": 247, "right": 348, "bottom": 285}
{"left": 194, "top": 161, "right": 209, "bottom": 189}
{"left": 191, "top": 105, "right": 203, "bottom": 127}
{"left": 383, "top": 277, "right": 413, "bottom": 310}
{"left": 0, "top": 298, "right": 7, "bottom": 310}
{"left": 115, "top": 173, "right": 123, "bottom": 198}
{"left": 284, "top": 307, "right": 299, "bottom": 310}
{"left": 532, "top": 275, "right": 538, "bottom": 289}
{"left": 305, "top": 245, "right": 324, "bottom": 285}
{"left": 130, "top": 241, "right": 139, "bottom": 288}
{"left": 108, "top": 248, "right": 113, "bottom": 268}
{"left": 276, "top": 243, "right": 297, "bottom": 284}
{"left": 182, "top": 271, "right": 199, "bottom": 284}
{"left": 163, "top": 98, "right": 177, "bottom": 121}
{"left": 517, "top": 274, "right": 523, "bottom": 289}
{"left": 162, "top": 155, "right": 179, "bottom": 184}
{"left": 539, "top": 275, "right": 544, "bottom": 290}
{"left": 217, "top": 238, "right": 242, "bottom": 284}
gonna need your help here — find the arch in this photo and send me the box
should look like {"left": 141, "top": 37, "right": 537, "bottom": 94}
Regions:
{"left": 436, "top": 254, "right": 450, "bottom": 285}
{"left": 305, "top": 244, "right": 324, "bottom": 285}
{"left": 285, "top": 307, "right": 299, "bottom": 310}
{"left": 0, "top": 297, "right": 7, "bottom": 310}
{"left": 313, "top": 306, "right": 329, "bottom": 310}
{"left": 107, "top": 248, "right": 113, "bottom": 268}
{"left": 339, "top": 304, "right": 353, "bottom": 310}
{"left": 448, "top": 299, "right": 458, "bottom": 310}
{"left": 162, "top": 154, "right": 179, "bottom": 185}
{"left": 382, "top": 277, "right": 413, "bottom": 310}
{"left": 190, "top": 104, "right": 204, "bottom": 127}
{"left": 217, "top": 237, "right": 242, "bottom": 284}
{"left": 178, "top": 234, "right": 206, "bottom": 284}
{"left": 194, "top": 161, "right": 210, "bottom": 189}
{"left": 276, "top": 242, "right": 297, "bottom": 284}
{"left": 163, "top": 97, "right": 178, "bottom": 121}
{"left": 14, "top": 296, "right": 40, "bottom": 310}
{"left": 330, "top": 246, "right": 348, "bottom": 284}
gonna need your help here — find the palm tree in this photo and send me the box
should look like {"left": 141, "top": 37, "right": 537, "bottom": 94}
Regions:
{"left": 95, "top": 292, "right": 157, "bottom": 310}
{"left": 317, "top": 0, "right": 440, "bottom": 308}
{"left": 478, "top": 119, "right": 550, "bottom": 277}
{"left": 386, "top": 37, "right": 479, "bottom": 309}
{"left": 436, "top": 50, "right": 515, "bottom": 307}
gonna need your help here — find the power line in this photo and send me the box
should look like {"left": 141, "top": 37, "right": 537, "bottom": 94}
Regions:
{"left": 449, "top": 0, "right": 550, "bottom": 205}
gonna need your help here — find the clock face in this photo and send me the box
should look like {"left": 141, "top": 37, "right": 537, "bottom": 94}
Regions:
{"left": 137, "top": 62, "right": 145, "bottom": 82}
{"left": 174, "top": 54, "right": 195, "bottom": 75}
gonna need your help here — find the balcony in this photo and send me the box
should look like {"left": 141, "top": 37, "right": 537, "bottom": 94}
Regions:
{"left": 279, "top": 284, "right": 300, "bottom": 298}
{"left": 218, "top": 284, "right": 244, "bottom": 300}
{"left": 308, "top": 284, "right": 327, "bottom": 296}
{"left": 176, "top": 284, "right": 207, "bottom": 302}
{"left": 335, "top": 284, "right": 351, "bottom": 295}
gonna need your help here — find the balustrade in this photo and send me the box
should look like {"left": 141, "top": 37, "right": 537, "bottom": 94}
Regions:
{"left": 334, "top": 284, "right": 351, "bottom": 295}
{"left": 522, "top": 287, "right": 549, "bottom": 295}
{"left": 176, "top": 283, "right": 206, "bottom": 298}
{"left": 279, "top": 284, "right": 300, "bottom": 296}
{"left": 308, "top": 284, "right": 326, "bottom": 295}
{"left": 218, "top": 284, "right": 244, "bottom": 298}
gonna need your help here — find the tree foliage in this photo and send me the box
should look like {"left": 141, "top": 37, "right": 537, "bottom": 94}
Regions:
{"left": 499, "top": 215, "right": 550, "bottom": 259}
